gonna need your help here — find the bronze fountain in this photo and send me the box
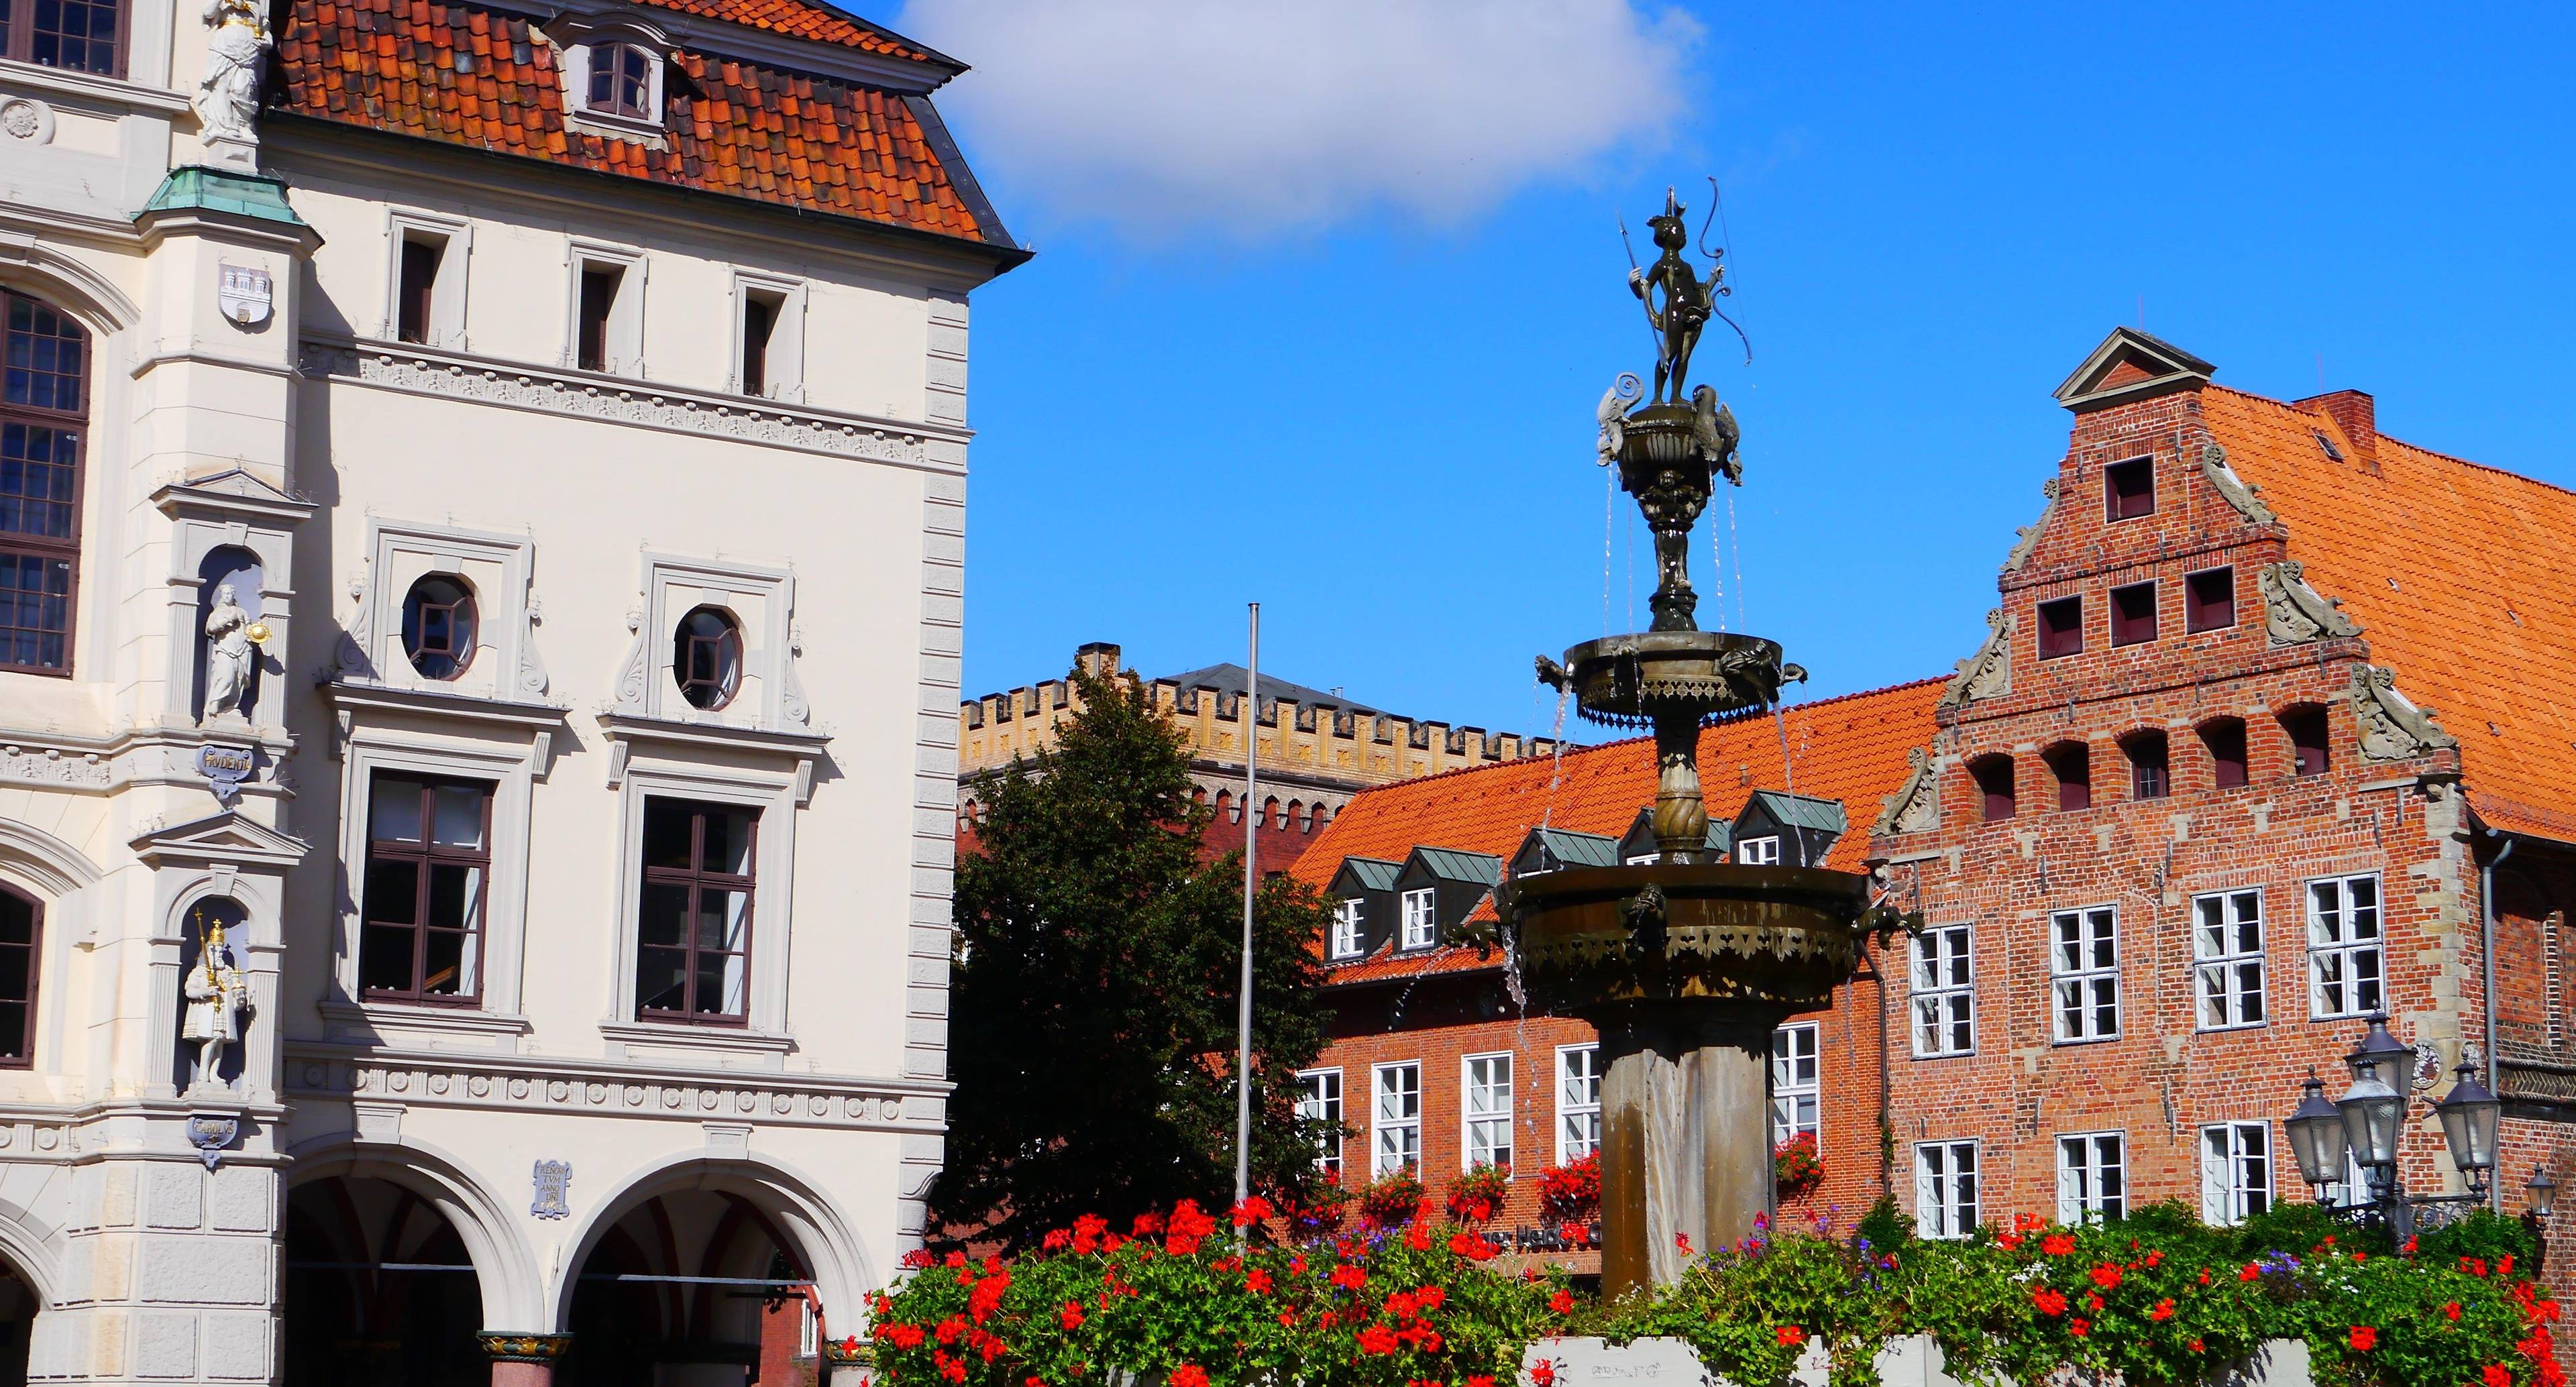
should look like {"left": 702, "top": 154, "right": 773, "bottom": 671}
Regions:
{"left": 1505, "top": 190, "right": 1894, "bottom": 1300}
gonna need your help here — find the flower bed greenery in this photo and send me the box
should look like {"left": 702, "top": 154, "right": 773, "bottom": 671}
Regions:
{"left": 862, "top": 1197, "right": 2562, "bottom": 1387}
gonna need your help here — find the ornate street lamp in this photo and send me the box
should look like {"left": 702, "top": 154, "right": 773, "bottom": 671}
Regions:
{"left": 2432, "top": 1061, "right": 2502, "bottom": 1197}
{"left": 2346, "top": 1013, "right": 2414, "bottom": 1091}
{"left": 2529, "top": 1167, "right": 2560, "bottom": 1221}
{"left": 2338, "top": 1060, "right": 2405, "bottom": 1171}
{"left": 2288, "top": 1072, "right": 2352, "bottom": 1195}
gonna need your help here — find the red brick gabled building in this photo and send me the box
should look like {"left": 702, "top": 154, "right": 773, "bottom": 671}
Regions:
{"left": 1287, "top": 680, "right": 1943, "bottom": 1252}
{"left": 1295, "top": 328, "right": 2576, "bottom": 1290}
{"left": 1868, "top": 328, "right": 2576, "bottom": 1250}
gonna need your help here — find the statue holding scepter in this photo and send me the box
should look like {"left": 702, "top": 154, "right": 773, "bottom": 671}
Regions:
{"left": 181, "top": 910, "right": 251, "bottom": 1092}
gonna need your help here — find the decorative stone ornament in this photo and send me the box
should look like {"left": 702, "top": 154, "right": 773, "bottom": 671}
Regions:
{"left": 195, "top": 743, "right": 256, "bottom": 803}
{"left": 2001, "top": 478, "right": 2058, "bottom": 573}
{"left": 186, "top": 1113, "right": 240, "bottom": 1168}
{"left": 2350, "top": 663, "right": 2457, "bottom": 761}
{"left": 532, "top": 1159, "right": 572, "bottom": 1219}
{"left": 217, "top": 263, "right": 274, "bottom": 327}
{"left": 0, "top": 95, "right": 54, "bottom": 144}
{"left": 2199, "top": 443, "right": 2277, "bottom": 525}
{"left": 195, "top": 0, "right": 273, "bottom": 166}
{"left": 1937, "top": 608, "right": 2012, "bottom": 710}
{"left": 1874, "top": 746, "right": 1939, "bottom": 836}
{"left": 2259, "top": 561, "right": 2361, "bottom": 646}
{"left": 478, "top": 1334, "right": 574, "bottom": 1364}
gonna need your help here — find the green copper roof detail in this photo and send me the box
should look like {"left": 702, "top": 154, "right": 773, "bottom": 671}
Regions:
{"left": 140, "top": 166, "right": 308, "bottom": 227}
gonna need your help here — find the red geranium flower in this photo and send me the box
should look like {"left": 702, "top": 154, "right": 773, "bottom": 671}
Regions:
{"left": 1356, "top": 1326, "right": 1399, "bottom": 1355}
{"left": 2033, "top": 1288, "right": 2068, "bottom": 1317}
{"left": 2090, "top": 1264, "right": 2122, "bottom": 1290}
{"left": 1775, "top": 1325, "right": 1807, "bottom": 1347}
{"left": 2486, "top": 1368, "right": 2515, "bottom": 1387}
{"left": 1245, "top": 1269, "right": 1272, "bottom": 1294}
{"left": 2449, "top": 1303, "right": 2466, "bottom": 1322}
{"left": 2349, "top": 1326, "right": 2379, "bottom": 1351}
{"left": 1531, "top": 1362, "right": 1558, "bottom": 1387}
{"left": 1170, "top": 1366, "right": 1209, "bottom": 1387}
{"left": 1332, "top": 1264, "right": 1368, "bottom": 1290}
{"left": 2070, "top": 1319, "right": 2090, "bottom": 1338}
{"left": 2150, "top": 1298, "right": 2176, "bottom": 1322}
{"left": 2239, "top": 1264, "right": 2262, "bottom": 1282}
{"left": 1550, "top": 1290, "right": 1576, "bottom": 1315}
{"left": 2042, "top": 1234, "right": 2076, "bottom": 1256}
{"left": 1676, "top": 1231, "right": 1695, "bottom": 1255}
{"left": 1057, "top": 1302, "right": 1084, "bottom": 1330}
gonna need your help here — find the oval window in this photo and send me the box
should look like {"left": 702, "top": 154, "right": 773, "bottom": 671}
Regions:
{"left": 674, "top": 606, "right": 742, "bottom": 710}
{"left": 400, "top": 575, "right": 478, "bottom": 680}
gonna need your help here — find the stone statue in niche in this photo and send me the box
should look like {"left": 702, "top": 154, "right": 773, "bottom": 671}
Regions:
{"left": 195, "top": 0, "right": 270, "bottom": 158}
{"left": 182, "top": 909, "right": 252, "bottom": 1092}
{"left": 203, "top": 583, "right": 256, "bottom": 720}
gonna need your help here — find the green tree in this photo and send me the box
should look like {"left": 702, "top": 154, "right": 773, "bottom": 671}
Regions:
{"left": 930, "top": 666, "right": 1334, "bottom": 1248}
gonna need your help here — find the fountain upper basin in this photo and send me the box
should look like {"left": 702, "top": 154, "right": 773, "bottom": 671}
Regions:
{"left": 1502, "top": 862, "right": 1871, "bottom": 1009}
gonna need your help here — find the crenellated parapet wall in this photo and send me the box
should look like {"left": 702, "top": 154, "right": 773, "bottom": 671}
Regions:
{"left": 958, "top": 643, "right": 1563, "bottom": 841}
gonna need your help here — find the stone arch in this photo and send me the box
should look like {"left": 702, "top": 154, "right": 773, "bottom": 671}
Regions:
{"left": 284, "top": 1133, "right": 547, "bottom": 1331}
{"left": 0, "top": 822, "right": 105, "bottom": 900}
{"left": 0, "top": 1192, "right": 63, "bottom": 1310}
{"left": 0, "top": 246, "right": 140, "bottom": 334}
{"left": 549, "top": 1150, "right": 871, "bottom": 1333}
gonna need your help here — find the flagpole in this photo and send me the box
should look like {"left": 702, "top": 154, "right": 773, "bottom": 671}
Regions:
{"left": 1235, "top": 602, "right": 1260, "bottom": 1205}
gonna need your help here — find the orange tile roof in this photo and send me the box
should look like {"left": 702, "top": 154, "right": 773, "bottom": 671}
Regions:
{"left": 2204, "top": 386, "right": 2576, "bottom": 842}
{"left": 272, "top": 0, "right": 1011, "bottom": 245}
{"left": 1292, "top": 678, "right": 1946, "bottom": 980}
{"left": 630, "top": 0, "right": 941, "bottom": 58}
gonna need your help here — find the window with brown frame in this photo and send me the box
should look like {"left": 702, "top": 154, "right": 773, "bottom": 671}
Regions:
{"left": 2110, "top": 580, "right": 2157, "bottom": 647}
{"left": 0, "top": 884, "right": 40, "bottom": 1066}
{"left": 359, "top": 775, "right": 493, "bottom": 1004}
{"left": 2104, "top": 457, "right": 2155, "bottom": 520}
{"left": 674, "top": 605, "right": 742, "bottom": 710}
{"left": 2124, "top": 730, "right": 2170, "bottom": 800}
{"left": 636, "top": 797, "right": 758, "bottom": 1023}
{"left": 2201, "top": 718, "right": 2249, "bottom": 789}
{"left": 1, "top": 290, "right": 87, "bottom": 675}
{"left": 396, "top": 237, "right": 443, "bottom": 345}
{"left": 2044, "top": 740, "right": 2092, "bottom": 812}
{"left": 588, "top": 42, "right": 653, "bottom": 118}
{"left": 2185, "top": 566, "right": 2236, "bottom": 632}
{"left": 3, "top": 0, "right": 125, "bottom": 75}
{"left": 2036, "top": 596, "right": 2083, "bottom": 660}
{"left": 1970, "top": 754, "right": 2016, "bottom": 822}
{"left": 400, "top": 573, "right": 478, "bottom": 680}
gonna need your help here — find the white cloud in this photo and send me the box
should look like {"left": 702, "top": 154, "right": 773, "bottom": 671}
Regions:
{"left": 896, "top": 0, "right": 1701, "bottom": 240}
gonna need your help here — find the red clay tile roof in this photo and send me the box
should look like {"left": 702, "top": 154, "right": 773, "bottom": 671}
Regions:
{"left": 2204, "top": 386, "right": 2576, "bottom": 842}
{"left": 629, "top": 0, "right": 939, "bottom": 58}
{"left": 272, "top": 0, "right": 1006, "bottom": 243}
{"left": 1292, "top": 679, "right": 1946, "bottom": 982}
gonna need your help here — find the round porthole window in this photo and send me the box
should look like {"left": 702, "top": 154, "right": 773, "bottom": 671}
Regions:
{"left": 400, "top": 575, "right": 478, "bottom": 680}
{"left": 674, "top": 606, "right": 742, "bottom": 710}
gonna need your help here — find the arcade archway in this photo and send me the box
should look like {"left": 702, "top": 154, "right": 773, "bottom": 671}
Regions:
{"left": 560, "top": 1187, "right": 821, "bottom": 1387}
{"left": 283, "top": 1174, "right": 486, "bottom": 1386}
{"left": 0, "top": 1261, "right": 35, "bottom": 1386}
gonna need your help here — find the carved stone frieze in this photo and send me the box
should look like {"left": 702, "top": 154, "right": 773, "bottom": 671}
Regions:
{"left": 287, "top": 1053, "right": 934, "bottom": 1131}
{"left": 2350, "top": 663, "right": 2457, "bottom": 762}
{"left": 2001, "top": 478, "right": 2058, "bottom": 573}
{"left": 2199, "top": 443, "right": 2276, "bottom": 525}
{"left": 1937, "top": 609, "right": 2012, "bottom": 710}
{"left": 0, "top": 742, "right": 112, "bottom": 789}
{"left": 1874, "top": 746, "right": 1939, "bottom": 836}
{"left": 2259, "top": 561, "right": 2361, "bottom": 646}
{"left": 300, "top": 344, "right": 940, "bottom": 467}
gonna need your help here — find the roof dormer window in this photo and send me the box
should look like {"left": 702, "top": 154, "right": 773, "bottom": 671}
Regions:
{"left": 549, "top": 13, "right": 672, "bottom": 145}
{"left": 588, "top": 42, "right": 654, "bottom": 118}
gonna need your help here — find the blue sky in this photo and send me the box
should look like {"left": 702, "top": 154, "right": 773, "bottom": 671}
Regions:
{"left": 901, "top": 2, "right": 2576, "bottom": 740}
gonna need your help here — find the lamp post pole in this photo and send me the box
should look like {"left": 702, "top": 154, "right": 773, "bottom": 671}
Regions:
{"left": 1234, "top": 603, "right": 1259, "bottom": 1206}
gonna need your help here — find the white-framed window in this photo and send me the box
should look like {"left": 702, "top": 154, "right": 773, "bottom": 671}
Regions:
{"left": 1462, "top": 1052, "right": 1512, "bottom": 1170}
{"left": 731, "top": 272, "right": 807, "bottom": 401}
{"left": 383, "top": 209, "right": 471, "bottom": 349}
{"left": 1911, "top": 924, "right": 1974, "bottom": 1057}
{"left": 1297, "top": 1068, "right": 1343, "bottom": 1178}
{"left": 2194, "top": 889, "right": 2266, "bottom": 1030}
{"left": 2308, "top": 873, "right": 2383, "bottom": 1019}
{"left": 2049, "top": 905, "right": 2121, "bottom": 1042}
{"left": 1913, "top": 1140, "right": 1978, "bottom": 1239}
{"left": 1555, "top": 1044, "right": 1601, "bottom": 1164}
{"left": 1736, "top": 835, "right": 1782, "bottom": 866}
{"left": 1372, "top": 1061, "right": 1421, "bottom": 1176}
{"left": 2055, "top": 1131, "right": 2126, "bottom": 1223}
{"left": 2198, "top": 1122, "right": 2271, "bottom": 1226}
{"left": 566, "top": 239, "right": 647, "bottom": 376}
{"left": 1770, "top": 1022, "right": 1819, "bottom": 1147}
{"left": 798, "top": 1297, "right": 820, "bottom": 1357}
{"left": 1329, "top": 899, "right": 1364, "bottom": 958}
{"left": 556, "top": 22, "right": 670, "bottom": 142}
{"left": 1399, "top": 887, "right": 1437, "bottom": 950}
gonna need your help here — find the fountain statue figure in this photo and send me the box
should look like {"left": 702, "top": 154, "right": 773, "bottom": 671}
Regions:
{"left": 1506, "top": 192, "right": 1909, "bottom": 1299}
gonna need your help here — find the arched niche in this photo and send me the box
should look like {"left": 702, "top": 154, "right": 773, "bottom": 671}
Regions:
{"left": 193, "top": 545, "right": 266, "bottom": 722}
{"left": 170, "top": 895, "right": 251, "bottom": 1093}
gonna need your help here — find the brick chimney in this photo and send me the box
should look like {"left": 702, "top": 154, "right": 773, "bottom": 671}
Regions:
{"left": 2294, "top": 390, "right": 2377, "bottom": 473}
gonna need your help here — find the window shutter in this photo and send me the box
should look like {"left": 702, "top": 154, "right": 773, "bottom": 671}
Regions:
{"left": 2199, "top": 1128, "right": 2229, "bottom": 1224}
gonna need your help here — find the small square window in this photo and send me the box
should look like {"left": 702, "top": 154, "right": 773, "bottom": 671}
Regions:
{"left": 2105, "top": 458, "right": 2155, "bottom": 520}
{"left": 2110, "top": 581, "right": 2157, "bottom": 647}
{"left": 2186, "top": 567, "right": 2236, "bottom": 632}
{"left": 2037, "top": 596, "right": 2083, "bottom": 660}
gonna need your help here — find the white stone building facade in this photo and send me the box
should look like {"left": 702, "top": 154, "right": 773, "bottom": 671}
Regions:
{"left": 0, "top": 0, "right": 1020, "bottom": 1380}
